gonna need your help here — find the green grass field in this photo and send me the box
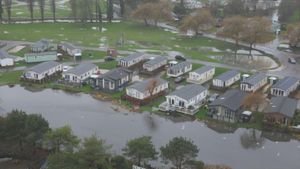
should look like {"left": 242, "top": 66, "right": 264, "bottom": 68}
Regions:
{"left": 0, "top": 71, "right": 23, "bottom": 85}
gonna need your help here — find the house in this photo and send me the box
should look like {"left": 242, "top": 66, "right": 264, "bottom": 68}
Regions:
{"left": 118, "top": 53, "right": 147, "bottom": 68}
{"left": 60, "top": 42, "right": 82, "bottom": 59}
{"left": 208, "top": 89, "right": 249, "bottom": 123}
{"left": 161, "top": 84, "right": 208, "bottom": 115}
{"left": 125, "top": 78, "right": 168, "bottom": 105}
{"left": 31, "top": 39, "right": 50, "bottom": 53}
{"left": 92, "top": 67, "right": 133, "bottom": 92}
{"left": 143, "top": 56, "right": 167, "bottom": 72}
{"left": 167, "top": 61, "right": 192, "bottom": 77}
{"left": 63, "top": 63, "right": 98, "bottom": 83}
{"left": 271, "top": 76, "right": 299, "bottom": 97}
{"left": 264, "top": 97, "right": 298, "bottom": 125}
{"left": 187, "top": 66, "right": 215, "bottom": 84}
{"left": 23, "top": 61, "right": 62, "bottom": 81}
{"left": 240, "top": 73, "right": 268, "bottom": 92}
{"left": 213, "top": 70, "right": 241, "bottom": 88}
{"left": 0, "top": 50, "right": 14, "bottom": 67}
{"left": 24, "top": 52, "right": 58, "bottom": 63}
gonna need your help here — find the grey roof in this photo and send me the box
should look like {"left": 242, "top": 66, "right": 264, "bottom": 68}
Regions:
{"left": 32, "top": 39, "right": 49, "bottom": 48}
{"left": 169, "top": 84, "right": 207, "bottom": 101}
{"left": 144, "top": 56, "right": 167, "bottom": 67}
{"left": 215, "top": 70, "right": 240, "bottom": 82}
{"left": 28, "top": 61, "right": 61, "bottom": 74}
{"left": 25, "top": 51, "right": 57, "bottom": 57}
{"left": 242, "top": 73, "right": 267, "bottom": 86}
{"left": 61, "top": 42, "right": 78, "bottom": 50}
{"left": 0, "top": 50, "right": 11, "bottom": 59}
{"left": 128, "top": 78, "right": 168, "bottom": 93}
{"left": 121, "top": 53, "right": 145, "bottom": 62}
{"left": 272, "top": 76, "right": 299, "bottom": 91}
{"left": 210, "top": 89, "right": 248, "bottom": 111}
{"left": 266, "top": 97, "right": 298, "bottom": 118}
{"left": 65, "top": 63, "right": 97, "bottom": 76}
{"left": 193, "top": 66, "right": 214, "bottom": 75}
{"left": 100, "top": 67, "right": 132, "bottom": 81}
{"left": 168, "top": 61, "right": 192, "bottom": 72}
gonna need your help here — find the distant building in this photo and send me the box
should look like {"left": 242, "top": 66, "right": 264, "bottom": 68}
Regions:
{"left": 118, "top": 53, "right": 147, "bottom": 68}
{"left": 92, "top": 67, "right": 133, "bottom": 92}
{"left": 0, "top": 50, "right": 14, "bottom": 67}
{"left": 24, "top": 52, "right": 58, "bottom": 63}
{"left": 271, "top": 76, "right": 299, "bottom": 97}
{"left": 143, "top": 56, "right": 167, "bottom": 72}
{"left": 240, "top": 73, "right": 268, "bottom": 92}
{"left": 208, "top": 89, "right": 249, "bottom": 123}
{"left": 31, "top": 39, "right": 50, "bottom": 53}
{"left": 23, "top": 61, "right": 62, "bottom": 81}
{"left": 264, "top": 97, "right": 298, "bottom": 125}
{"left": 60, "top": 42, "right": 82, "bottom": 59}
{"left": 213, "top": 70, "right": 241, "bottom": 88}
{"left": 187, "top": 66, "right": 215, "bottom": 84}
{"left": 63, "top": 63, "right": 98, "bottom": 83}
{"left": 167, "top": 61, "right": 192, "bottom": 77}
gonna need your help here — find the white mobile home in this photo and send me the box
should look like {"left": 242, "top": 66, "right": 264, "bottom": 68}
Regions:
{"left": 60, "top": 42, "right": 82, "bottom": 58}
{"left": 23, "top": 61, "right": 62, "bottom": 81}
{"left": 187, "top": 66, "right": 215, "bottom": 84}
{"left": 63, "top": 63, "right": 98, "bottom": 83}
{"left": 213, "top": 70, "right": 241, "bottom": 88}
{"left": 240, "top": 73, "right": 268, "bottom": 92}
{"left": 143, "top": 56, "right": 167, "bottom": 72}
{"left": 118, "top": 53, "right": 147, "bottom": 68}
{"left": 271, "top": 76, "right": 299, "bottom": 97}
{"left": 167, "top": 61, "right": 192, "bottom": 77}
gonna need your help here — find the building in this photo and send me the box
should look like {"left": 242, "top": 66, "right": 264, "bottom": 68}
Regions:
{"left": 125, "top": 78, "right": 168, "bottom": 105}
{"left": 23, "top": 61, "right": 62, "bottom": 81}
{"left": 213, "top": 70, "right": 241, "bottom": 88}
{"left": 271, "top": 76, "right": 299, "bottom": 97}
{"left": 240, "top": 73, "right": 268, "bottom": 92}
{"left": 187, "top": 66, "right": 215, "bottom": 84}
{"left": 118, "top": 53, "right": 147, "bottom": 68}
{"left": 167, "top": 61, "right": 192, "bottom": 77}
{"left": 264, "top": 97, "right": 298, "bottom": 125}
{"left": 143, "top": 56, "right": 167, "bottom": 72}
{"left": 208, "top": 89, "right": 249, "bottom": 123}
{"left": 60, "top": 42, "right": 82, "bottom": 59}
{"left": 31, "top": 39, "right": 50, "bottom": 53}
{"left": 161, "top": 84, "right": 208, "bottom": 115}
{"left": 63, "top": 63, "right": 98, "bottom": 83}
{"left": 93, "top": 67, "right": 133, "bottom": 92}
{"left": 24, "top": 52, "right": 58, "bottom": 63}
{"left": 0, "top": 50, "right": 14, "bottom": 67}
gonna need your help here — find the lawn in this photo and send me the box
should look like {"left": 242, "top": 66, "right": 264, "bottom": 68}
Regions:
{"left": 0, "top": 71, "right": 23, "bottom": 85}
{"left": 82, "top": 50, "right": 107, "bottom": 60}
{"left": 195, "top": 107, "right": 208, "bottom": 120}
{"left": 0, "top": 22, "right": 237, "bottom": 62}
{"left": 96, "top": 61, "right": 118, "bottom": 69}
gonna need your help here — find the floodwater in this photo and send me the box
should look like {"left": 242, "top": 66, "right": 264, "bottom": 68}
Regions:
{"left": 0, "top": 85, "right": 299, "bottom": 169}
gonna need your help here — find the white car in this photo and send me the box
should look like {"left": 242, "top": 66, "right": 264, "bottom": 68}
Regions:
{"left": 63, "top": 66, "right": 72, "bottom": 72}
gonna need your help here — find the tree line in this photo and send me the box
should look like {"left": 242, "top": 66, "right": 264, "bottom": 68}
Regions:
{"left": 0, "top": 110, "right": 205, "bottom": 169}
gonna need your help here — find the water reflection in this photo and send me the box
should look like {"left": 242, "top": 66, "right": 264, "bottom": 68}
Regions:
{"left": 240, "top": 129, "right": 265, "bottom": 150}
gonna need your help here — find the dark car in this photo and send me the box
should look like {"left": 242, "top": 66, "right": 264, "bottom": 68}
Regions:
{"left": 289, "top": 57, "right": 297, "bottom": 64}
{"left": 105, "top": 56, "right": 115, "bottom": 61}
{"left": 174, "top": 76, "right": 185, "bottom": 83}
{"left": 175, "top": 55, "right": 186, "bottom": 61}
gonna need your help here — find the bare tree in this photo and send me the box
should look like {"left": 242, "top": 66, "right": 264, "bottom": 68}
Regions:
{"left": 146, "top": 78, "right": 159, "bottom": 102}
{"left": 69, "top": 0, "right": 77, "bottom": 21}
{"left": 38, "top": 0, "right": 46, "bottom": 22}
{"left": 107, "top": 0, "right": 113, "bottom": 22}
{"left": 50, "top": 0, "right": 56, "bottom": 22}
{"left": 287, "top": 23, "right": 300, "bottom": 47}
{"left": 0, "top": 0, "right": 3, "bottom": 23}
{"left": 242, "top": 17, "right": 271, "bottom": 58}
{"left": 218, "top": 16, "right": 247, "bottom": 59}
{"left": 242, "top": 92, "right": 265, "bottom": 111}
{"left": 119, "top": 0, "right": 124, "bottom": 17}
{"left": 4, "top": 0, "right": 12, "bottom": 23}
{"left": 27, "top": 0, "right": 35, "bottom": 23}
{"left": 95, "top": 0, "right": 102, "bottom": 31}
{"left": 132, "top": 3, "right": 154, "bottom": 26}
{"left": 180, "top": 9, "right": 214, "bottom": 36}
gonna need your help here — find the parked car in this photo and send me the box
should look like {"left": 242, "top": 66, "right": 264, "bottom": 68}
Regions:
{"left": 63, "top": 66, "right": 72, "bottom": 72}
{"left": 174, "top": 76, "right": 185, "bottom": 83}
{"left": 175, "top": 55, "right": 186, "bottom": 61}
{"left": 105, "top": 56, "right": 115, "bottom": 61}
{"left": 289, "top": 57, "right": 297, "bottom": 64}
{"left": 208, "top": 93, "right": 219, "bottom": 102}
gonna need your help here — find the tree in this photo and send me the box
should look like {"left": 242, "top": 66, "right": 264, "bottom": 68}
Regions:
{"left": 70, "top": 0, "right": 77, "bottom": 21}
{"left": 224, "top": 0, "right": 245, "bottom": 16}
{"left": 287, "top": 23, "right": 300, "bottom": 47}
{"left": 27, "top": 0, "right": 35, "bottom": 23}
{"left": 45, "top": 126, "right": 80, "bottom": 153}
{"left": 38, "top": 0, "right": 46, "bottom": 22}
{"left": 123, "top": 136, "right": 157, "bottom": 166}
{"left": 0, "top": 0, "right": 3, "bottom": 23}
{"left": 278, "top": 0, "right": 300, "bottom": 23}
{"left": 173, "top": 2, "right": 188, "bottom": 20}
{"left": 242, "top": 92, "right": 265, "bottom": 111}
{"left": 160, "top": 137, "right": 199, "bottom": 169}
{"left": 180, "top": 9, "right": 214, "bottom": 36}
{"left": 146, "top": 78, "right": 159, "bottom": 102}
{"left": 78, "top": 135, "right": 111, "bottom": 169}
{"left": 218, "top": 16, "right": 247, "bottom": 59}
{"left": 4, "top": 0, "right": 12, "bottom": 23}
{"left": 119, "top": 0, "right": 125, "bottom": 17}
{"left": 107, "top": 0, "right": 113, "bottom": 22}
{"left": 50, "top": 0, "right": 56, "bottom": 22}
{"left": 95, "top": 0, "right": 102, "bottom": 31}
{"left": 132, "top": 3, "right": 154, "bottom": 26}
{"left": 111, "top": 155, "right": 131, "bottom": 169}
{"left": 242, "top": 17, "right": 271, "bottom": 57}
{"left": 47, "top": 152, "right": 81, "bottom": 169}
